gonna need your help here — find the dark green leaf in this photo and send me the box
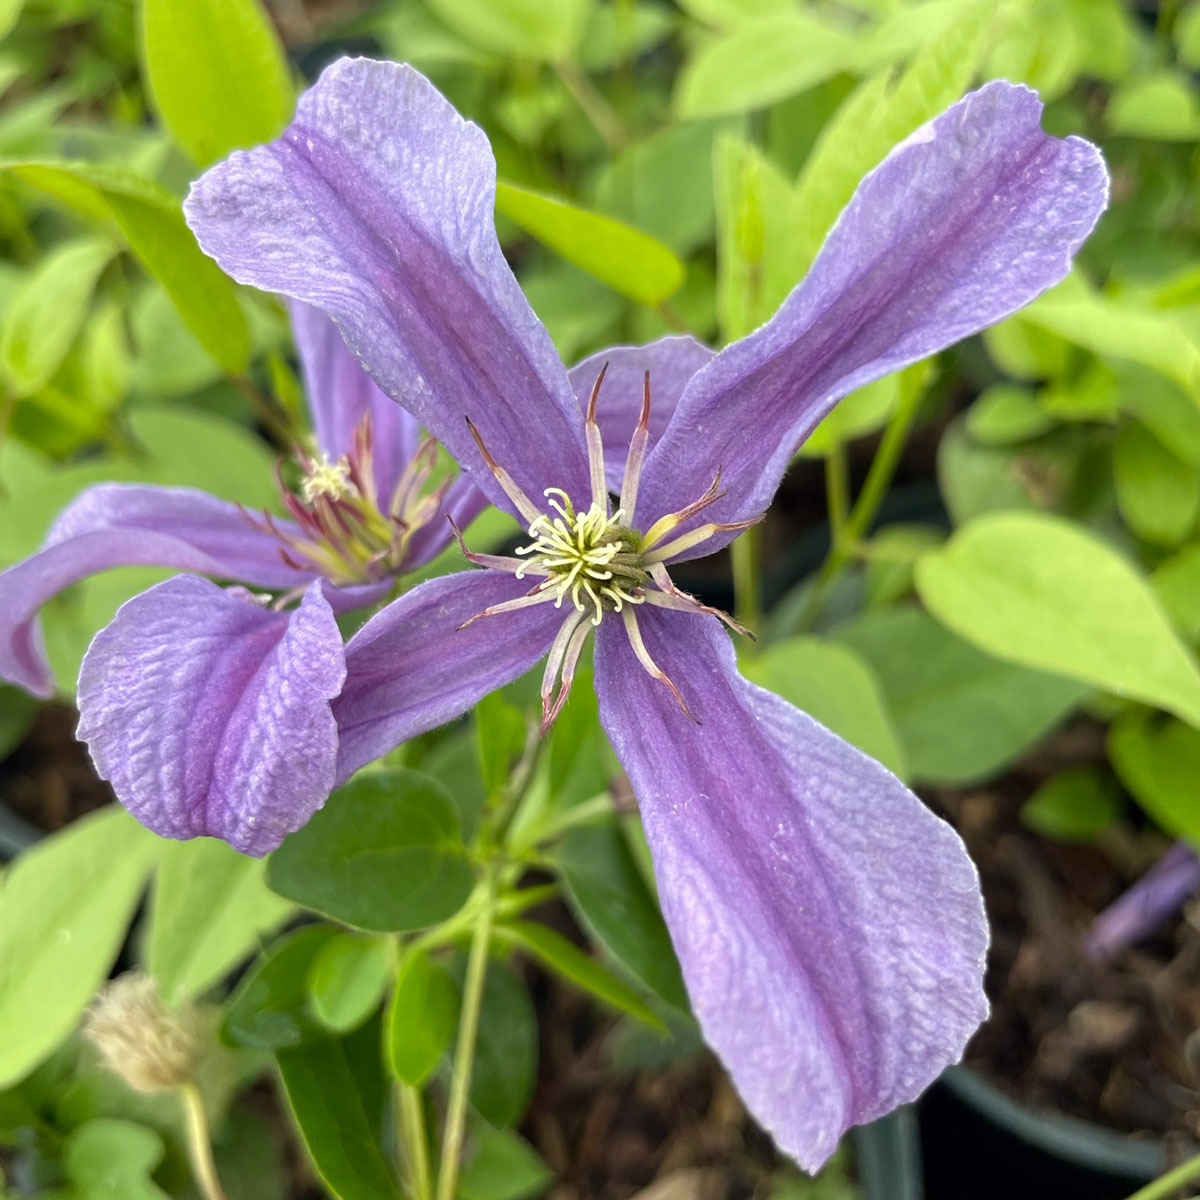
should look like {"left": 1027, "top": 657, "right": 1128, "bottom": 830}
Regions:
{"left": 275, "top": 1017, "right": 403, "bottom": 1200}
{"left": 385, "top": 949, "right": 459, "bottom": 1086}
{"left": 0, "top": 684, "right": 36, "bottom": 763}
{"left": 267, "top": 769, "right": 475, "bottom": 933}
{"left": 459, "top": 1124, "right": 552, "bottom": 1200}
{"left": 1020, "top": 766, "right": 1121, "bottom": 842}
{"left": 221, "top": 925, "right": 337, "bottom": 1050}
{"left": 554, "top": 825, "right": 689, "bottom": 1012}
{"left": 475, "top": 691, "right": 527, "bottom": 798}
{"left": 1114, "top": 420, "right": 1200, "bottom": 547}
{"left": 469, "top": 962, "right": 537, "bottom": 1128}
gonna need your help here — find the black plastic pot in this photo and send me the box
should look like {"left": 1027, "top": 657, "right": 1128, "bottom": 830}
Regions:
{"left": 919, "top": 1066, "right": 1163, "bottom": 1200}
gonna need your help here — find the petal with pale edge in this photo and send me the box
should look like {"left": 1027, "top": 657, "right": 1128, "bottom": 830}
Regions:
{"left": 77, "top": 576, "right": 345, "bottom": 857}
{"left": 567, "top": 337, "right": 714, "bottom": 493}
{"left": 594, "top": 607, "right": 988, "bottom": 1170}
{"left": 186, "top": 58, "right": 590, "bottom": 515}
{"left": 636, "top": 81, "right": 1108, "bottom": 552}
{"left": 0, "top": 484, "right": 314, "bottom": 697}
{"left": 333, "top": 569, "right": 563, "bottom": 781}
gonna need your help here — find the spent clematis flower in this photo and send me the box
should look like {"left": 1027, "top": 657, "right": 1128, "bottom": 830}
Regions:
{"left": 0, "top": 304, "right": 484, "bottom": 854}
{"left": 184, "top": 59, "right": 1107, "bottom": 1168}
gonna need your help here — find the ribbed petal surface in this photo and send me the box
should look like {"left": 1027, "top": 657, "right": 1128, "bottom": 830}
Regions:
{"left": 186, "top": 58, "right": 590, "bottom": 515}
{"left": 594, "top": 607, "right": 988, "bottom": 1170}
{"left": 77, "top": 577, "right": 345, "bottom": 856}
{"left": 333, "top": 568, "right": 563, "bottom": 779}
{"left": 635, "top": 81, "right": 1108, "bottom": 553}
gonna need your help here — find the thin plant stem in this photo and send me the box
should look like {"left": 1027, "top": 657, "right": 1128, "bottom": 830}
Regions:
{"left": 179, "top": 1083, "right": 228, "bottom": 1200}
{"left": 824, "top": 441, "right": 850, "bottom": 549}
{"left": 1124, "top": 1151, "right": 1200, "bottom": 1200}
{"left": 398, "top": 1084, "right": 432, "bottom": 1200}
{"left": 232, "top": 375, "right": 295, "bottom": 450}
{"left": 730, "top": 522, "right": 764, "bottom": 639}
{"left": 435, "top": 865, "right": 499, "bottom": 1200}
{"left": 553, "top": 61, "right": 627, "bottom": 152}
{"left": 655, "top": 301, "right": 692, "bottom": 333}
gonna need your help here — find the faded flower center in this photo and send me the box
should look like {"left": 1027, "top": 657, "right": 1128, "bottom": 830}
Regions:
{"left": 245, "top": 414, "right": 451, "bottom": 588}
{"left": 515, "top": 489, "right": 647, "bottom": 625}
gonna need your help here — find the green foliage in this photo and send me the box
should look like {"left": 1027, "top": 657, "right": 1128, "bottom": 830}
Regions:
{"left": 308, "top": 933, "right": 393, "bottom": 1034}
{"left": 1020, "top": 767, "right": 1122, "bottom": 843}
{"left": 468, "top": 961, "right": 537, "bottom": 1128}
{"left": 54, "top": 1119, "right": 168, "bottom": 1200}
{"left": 267, "top": 770, "right": 475, "bottom": 932}
{"left": 140, "top": 0, "right": 292, "bottom": 167}
{"left": 1108, "top": 711, "right": 1200, "bottom": 847}
{"left": 386, "top": 949, "right": 458, "bottom": 1087}
{"left": 0, "top": 810, "right": 157, "bottom": 1089}
{"left": 423, "top": 0, "right": 590, "bottom": 60}
{"left": 458, "top": 1123, "right": 552, "bottom": 1200}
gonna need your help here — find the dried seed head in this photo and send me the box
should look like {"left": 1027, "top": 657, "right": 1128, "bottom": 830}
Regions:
{"left": 83, "top": 973, "right": 199, "bottom": 1093}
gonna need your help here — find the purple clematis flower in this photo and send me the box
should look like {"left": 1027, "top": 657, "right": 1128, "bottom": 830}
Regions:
{"left": 184, "top": 60, "right": 1107, "bottom": 1168}
{"left": 0, "top": 305, "right": 484, "bottom": 854}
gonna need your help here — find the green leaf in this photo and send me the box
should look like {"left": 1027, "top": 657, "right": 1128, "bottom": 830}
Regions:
{"left": 140, "top": 0, "right": 292, "bottom": 167}
{"left": 474, "top": 690, "right": 527, "bottom": 798}
{"left": 221, "top": 925, "right": 337, "bottom": 1050}
{"left": 915, "top": 511, "right": 1200, "bottom": 729}
{"left": 554, "top": 825, "right": 689, "bottom": 1011}
{"left": 494, "top": 920, "right": 663, "bottom": 1030}
{"left": 1178, "top": 2, "right": 1200, "bottom": 68}
{"left": 267, "top": 769, "right": 475, "bottom": 933}
{"left": 1108, "top": 710, "right": 1200, "bottom": 845}
{"left": 1020, "top": 766, "right": 1121, "bottom": 842}
{"left": 459, "top": 1124, "right": 552, "bottom": 1200}
{"left": 146, "top": 837, "right": 295, "bottom": 1003}
{"left": 0, "top": 0, "right": 25, "bottom": 40}
{"left": 2, "top": 159, "right": 249, "bottom": 372}
{"left": 674, "top": 14, "right": 859, "bottom": 119}
{"left": 0, "top": 808, "right": 158, "bottom": 1088}
{"left": 1107, "top": 73, "right": 1200, "bottom": 142}
{"left": 1114, "top": 420, "right": 1200, "bottom": 546}
{"left": 275, "top": 1017, "right": 403, "bottom": 1200}
{"left": 308, "top": 934, "right": 393, "bottom": 1034}
{"left": 0, "top": 684, "right": 36, "bottom": 763}
{"left": 0, "top": 237, "right": 114, "bottom": 395}
{"left": 966, "top": 385, "right": 1056, "bottom": 446}
{"left": 799, "top": 374, "right": 899, "bottom": 458}
{"left": 862, "top": 523, "right": 944, "bottom": 610}
{"left": 63, "top": 1119, "right": 167, "bottom": 1200}
{"left": 495, "top": 181, "right": 683, "bottom": 306}
{"left": 742, "top": 636, "right": 908, "bottom": 778}
{"left": 1154, "top": 541, "right": 1200, "bottom": 642}
{"left": 469, "top": 961, "right": 537, "bottom": 1129}
{"left": 835, "top": 606, "right": 1088, "bottom": 786}
{"left": 423, "top": 0, "right": 590, "bottom": 59}
{"left": 385, "top": 948, "right": 458, "bottom": 1086}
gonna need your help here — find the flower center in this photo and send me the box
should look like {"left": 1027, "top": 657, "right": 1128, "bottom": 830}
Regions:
{"left": 245, "top": 414, "right": 452, "bottom": 588}
{"left": 515, "top": 489, "right": 647, "bottom": 626}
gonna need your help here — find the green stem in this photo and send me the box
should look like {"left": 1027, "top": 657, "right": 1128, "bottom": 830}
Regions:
{"left": 398, "top": 1084, "right": 432, "bottom": 1200}
{"left": 179, "top": 1084, "right": 227, "bottom": 1200}
{"left": 232, "top": 375, "right": 295, "bottom": 450}
{"left": 730, "top": 523, "right": 764, "bottom": 638}
{"left": 825, "top": 441, "right": 850, "bottom": 549}
{"left": 435, "top": 866, "right": 499, "bottom": 1200}
{"left": 1124, "top": 1152, "right": 1200, "bottom": 1200}
{"left": 553, "top": 61, "right": 627, "bottom": 152}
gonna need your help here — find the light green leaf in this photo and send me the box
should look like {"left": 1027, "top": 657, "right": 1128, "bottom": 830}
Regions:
{"left": 742, "top": 636, "right": 907, "bottom": 778}
{"left": 0, "top": 237, "right": 114, "bottom": 395}
{"left": 676, "top": 0, "right": 792, "bottom": 31}
{"left": 2, "top": 159, "right": 249, "bottom": 372}
{"left": 862, "top": 523, "right": 945, "bottom": 610}
{"left": 474, "top": 690, "right": 527, "bottom": 798}
{"left": 63, "top": 1119, "right": 167, "bottom": 1200}
{"left": 459, "top": 1124, "right": 552, "bottom": 1200}
{"left": 554, "top": 825, "right": 689, "bottom": 1012}
{"left": 799, "top": 374, "right": 899, "bottom": 458}
{"left": 276, "top": 1019, "right": 403, "bottom": 1200}
{"left": 494, "top": 920, "right": 664, "bottom": 1030}
{"left": 496, "top": 181, "right": 683, "bottom": 306}
{"left": 1107, "top": 73, "right": 1200, "bottom": 142}
{"left": 674, "top": 14, "right": 859, "bottom": 119}
{"left": 222, "top": 925, "right": 337, "bottom": 1050}
{"left": 0, "top": 0, "right": 25, "bottom": 40}
{"left": 915, "top": 511, "right": 1200, "bottom": 729}
{"left": 1154, "top": 541, "right": 1200, "bottom": 642}
{"left": 1108, "top": 711, "right": 1200, "bottom": 844}
{"left": 308, "top": 934, "right": 393, "bottom": 1034}
{"left": 578, "top": 4, "right": 675, "bottom": 71}
{"left": 267, "top": 770, "right": 475, "bottom": 932}
{"left": 1114, "top": 420, "right": 1200, "bottom": 547}
{"left": 141, "top": 0, "right": 293, "bottom": 167}
{"left": 385, "top": 948, "right": 459, "bottom": 1086}
{"left": 146, "top": 837, "right": 295, "bottom": 1003}
{"left": 834, "top": 606, "right": 1087, "bottom": 786}
{"left": 0, "top": 808, "right": 158, "bottom": 1088}
{"left": 1020, "top": 766, "right": 1121, "bottom": 843}
{"left": 423, "top": 0, "right": 590, "bottom": 60}
{"left": 966, "top": 384, "right": 1056, "bottom": 446}
{"left": 1178, "top": 2, "right": 1200, "bottom": 68}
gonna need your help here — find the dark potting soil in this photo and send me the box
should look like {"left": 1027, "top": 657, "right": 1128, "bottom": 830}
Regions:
{"left": 932, "top": 718, "right": 1200, "bottom": 1150}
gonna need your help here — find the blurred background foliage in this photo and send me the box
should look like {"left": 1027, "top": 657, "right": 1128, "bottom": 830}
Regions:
{"left": 7, "top": 0, "right": 1200, "bottom": 1197}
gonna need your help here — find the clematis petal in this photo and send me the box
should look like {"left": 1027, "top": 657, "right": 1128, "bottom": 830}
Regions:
{"left": 0, "top": 484, "right": 314, "bottom": 697}
{"left": 594, "top": 606, "right": 988, "bottom": 1171}
{"left": 186, "top": 58, "right": 590, "bottom": 515}
{"left": 567, "top": 337, "right": 714, "bottom": 492}
{"left": 291, "top": 300, "right": 420, "bottom": 499}
{"left": 333, "top": 569, "right": 562, "bottom": 780}
{"left": 77, "top": 576, "right": 346, "bottom": 857}
{"left": 636, "top": 81, "right": 1108, "bottom": 552}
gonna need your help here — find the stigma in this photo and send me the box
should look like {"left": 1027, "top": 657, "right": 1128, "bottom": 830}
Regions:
{"left": 458, "top": 366, "right": 758, "bottom": 732}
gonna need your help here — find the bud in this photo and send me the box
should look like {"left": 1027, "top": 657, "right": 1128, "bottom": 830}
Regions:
{"left": 83, "top": 972, "right": 199, "bottom": 1093}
